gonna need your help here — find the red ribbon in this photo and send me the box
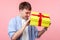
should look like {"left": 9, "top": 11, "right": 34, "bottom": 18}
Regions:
{"left": 31, "top": 13, "right": 50, "bottom": 26}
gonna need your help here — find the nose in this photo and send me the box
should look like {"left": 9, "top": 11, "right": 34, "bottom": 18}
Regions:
{"left": 26, "top": 14, "right": 29, "bottom": 18}
{"left": 26, "top": 12, "right": 30, "bottom": 17}
{"left": 28, "top": 13, "right": 30, "bottom": 17}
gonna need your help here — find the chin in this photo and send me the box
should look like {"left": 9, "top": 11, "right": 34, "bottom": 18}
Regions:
{"left": 25, "top": 18, "right": 28, "bottom": 20}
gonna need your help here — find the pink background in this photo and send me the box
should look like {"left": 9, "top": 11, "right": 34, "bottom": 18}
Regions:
{"left": 0, "top": 0, "right": 60, "bottom": 40}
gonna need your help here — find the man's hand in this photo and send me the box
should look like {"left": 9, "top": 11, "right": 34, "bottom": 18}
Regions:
{"left": 37, "top": 23, "right": 51, "bottom": 38}
{"left": 37, "top": 27, "right": 48, "bottom": 38}
{"left": 24, "top": 18, "right": 30, "bottom": 27}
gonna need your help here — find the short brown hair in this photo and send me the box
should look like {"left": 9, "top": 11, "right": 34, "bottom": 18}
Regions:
{"left": 19, "top": 1, "right": 32, "bottom": 11}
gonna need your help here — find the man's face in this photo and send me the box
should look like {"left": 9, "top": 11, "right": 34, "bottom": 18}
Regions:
{"left": 19, "top": 9, "right": 31, "bottom": 20}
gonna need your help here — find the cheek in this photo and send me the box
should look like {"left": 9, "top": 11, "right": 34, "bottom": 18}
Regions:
{"left": 23, "top": 13, "right": 26, "bottom": 17}
{"left": 22, "top": 12, "right": 25, "bottom": 16}
{"left": 25, "top": 14, "right": 28, "bottom": 17}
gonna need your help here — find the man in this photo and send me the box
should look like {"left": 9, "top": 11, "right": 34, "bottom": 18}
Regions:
{"left": 8, "top": 1, "right": 48, "bottom": 40}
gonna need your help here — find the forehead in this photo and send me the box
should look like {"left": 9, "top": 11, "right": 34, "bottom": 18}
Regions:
{"left": 22, "top": 9, "right": 31, "bottom": 12}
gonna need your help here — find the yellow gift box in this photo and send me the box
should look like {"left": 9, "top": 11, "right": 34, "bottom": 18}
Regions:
{"left": 30, "top": 11, "right": 51, "bottom": 27}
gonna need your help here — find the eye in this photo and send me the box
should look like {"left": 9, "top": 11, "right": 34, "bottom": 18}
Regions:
{"left": 26, "top": 12, "right": 31, "bottom": 14}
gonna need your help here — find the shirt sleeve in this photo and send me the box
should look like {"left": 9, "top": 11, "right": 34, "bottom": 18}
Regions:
{"left": 8, "top": 18, "right": 17, "bottom": 39}
{"left": 34, "top": 27, "right": 38, "bottom": 38}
